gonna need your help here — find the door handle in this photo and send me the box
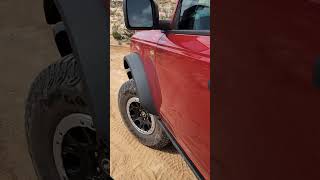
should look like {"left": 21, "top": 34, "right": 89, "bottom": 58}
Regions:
{"left": 208, "top": 80, "right": 210, "bottom": 90}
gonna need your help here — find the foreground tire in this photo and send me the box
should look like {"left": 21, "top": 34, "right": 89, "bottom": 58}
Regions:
{"left": 118, "top": 79, "right": 170, "bottom": 149}
{"left": 25, "top": 55, "right": 102, "bottom": 180}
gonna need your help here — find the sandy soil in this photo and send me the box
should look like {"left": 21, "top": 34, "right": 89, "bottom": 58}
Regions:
{"left": 0, "top": 0, "right": 60, "bottom": 179}
{"left": 110, "top": 45, "right": 196, "bottom": 180}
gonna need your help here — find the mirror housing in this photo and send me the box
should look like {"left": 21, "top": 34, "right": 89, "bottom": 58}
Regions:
{"left": 123, "top": 0, "right": 170, "bottom": 30}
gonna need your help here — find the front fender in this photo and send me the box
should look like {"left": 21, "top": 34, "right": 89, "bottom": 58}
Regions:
{"left": 54, "top": 0, "right": 109, "bottom": 143}
{"left": 124, "top": 53, "right": 158, "bottom": 115}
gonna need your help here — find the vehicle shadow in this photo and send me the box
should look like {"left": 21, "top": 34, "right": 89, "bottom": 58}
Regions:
{"left": 161, "top": 144, "right": 179, "bottom": 154}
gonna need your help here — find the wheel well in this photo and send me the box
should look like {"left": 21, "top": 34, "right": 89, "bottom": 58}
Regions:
{"left": 124, "top": 60, "right": 133, "bottom": 79}
{"left": 43, "top": 0, "right": 61, "bottom": 24}
{"left": 43, "top": 0, "right": 72, "bottom": 57}
{"left": 123, "top": 53, "right": 158, "bottom": 115}
{"left": 53, "top": 22, "right": 72, "bottom": 56}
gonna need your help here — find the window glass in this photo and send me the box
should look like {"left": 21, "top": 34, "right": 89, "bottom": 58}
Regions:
{"left": 127, "top": 0, "right": 153, "bottom": 27}
{"left": 178, "top": 0, "right": 210, "bottom": 30}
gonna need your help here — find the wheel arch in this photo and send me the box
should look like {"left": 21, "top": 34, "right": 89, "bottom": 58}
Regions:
{"left": 123, "top": 53, "right": 158, "bottom": 115}
{"left": 43, "top": 0, "right": 61, "bottom": 24}
{"left": 53, "top": 0, "right": 109, "bottom": 144}
{"left": 43, "top": 0, "right": 73, "bottom": 57}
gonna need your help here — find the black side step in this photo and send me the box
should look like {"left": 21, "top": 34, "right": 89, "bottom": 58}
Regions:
{"left": 158, "top": 120, "right": 205, "bottom": 180}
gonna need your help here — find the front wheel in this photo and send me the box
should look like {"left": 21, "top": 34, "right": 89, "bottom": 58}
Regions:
{"left": 118, "top": 79, "right": 170, "bottom": 149}
{"left": 25, "top": 55, "right": 106, "bottom": 180}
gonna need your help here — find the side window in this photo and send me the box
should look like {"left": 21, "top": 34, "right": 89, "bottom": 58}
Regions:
{"left": 178, "top": 0, "right": 210, "bottom": 30}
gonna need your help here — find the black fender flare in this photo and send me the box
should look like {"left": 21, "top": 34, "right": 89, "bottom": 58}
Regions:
{"left": 124, "top": 53, "right": 158, "bottom": 115}
{"left": 52, "top": 22, "right": 72, "bottom": 56}
{"left": 53, "top": 0, "right": 109, "bottom": 145}
{"left": 43, "top": 0, "right": 61, "bottom": 24}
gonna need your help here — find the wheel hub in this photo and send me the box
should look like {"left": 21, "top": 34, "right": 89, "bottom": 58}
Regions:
{"left": 141, "top": 111, "right": 147, "bottom": 118}
{"left": 53, "top": 113, "right": 107, "bottom": 180}
{"left": 126, "top": 97, "right": 156, "bottom": 135}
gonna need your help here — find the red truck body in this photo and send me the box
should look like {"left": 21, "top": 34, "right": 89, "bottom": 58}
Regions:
{"left": 131, "top": 29, "right": 210, "bottom": 179}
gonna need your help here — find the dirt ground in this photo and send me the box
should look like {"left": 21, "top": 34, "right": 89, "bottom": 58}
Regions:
{"left": 0, "top": 0, "right": 60, "bottom": 179}
{"left": 109, "top": 45, "right": 196, "bottom": 180}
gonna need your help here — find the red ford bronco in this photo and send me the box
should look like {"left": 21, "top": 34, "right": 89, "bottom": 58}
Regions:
{"left": 118, "top": 0, "right": 210, "bottom": 179}
{"left": 25, "top": 0, "right": 320, "bottom": 179}
{"left": 25, "top": 0, "right": 209, "bottom": 179}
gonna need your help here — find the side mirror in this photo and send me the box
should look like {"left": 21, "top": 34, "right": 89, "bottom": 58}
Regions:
{"left": 123, "top": 0, "right": 160, "bottom": 30}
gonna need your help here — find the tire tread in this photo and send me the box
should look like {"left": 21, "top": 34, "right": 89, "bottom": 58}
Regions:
{"left": 118, "top": 79, "right": 170, "bottom": 149}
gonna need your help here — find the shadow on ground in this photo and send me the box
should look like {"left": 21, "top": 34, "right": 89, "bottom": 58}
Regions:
{"left": 0, "top": 0, "right": 59, "bottom": 179}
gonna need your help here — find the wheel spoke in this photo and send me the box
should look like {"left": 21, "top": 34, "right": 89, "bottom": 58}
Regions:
{"left": 127, "top": 97, "right": 154, "bottom": 134}
{"left": 64, "top": 133, "right": 81, "bottom": 148}
{"left": 144, "top": 118, "right": 150, "bottom": 125}
{"left": 134, "top": 119, "right": 141, "bottom": 128}
{"left": 81, "top": 128, "right": 93, "bottom": 145}
{"left": 53, "top": 114, "right": 101, "bottom": 180}
{"left": 135, "top": 117, "right": 144, "bottom": 129}
{"left": 131, "top": 107, "right": 140, "bottom": 113}
{"left": 146, "top": 124, "right": 151, "bottom": 130}
{"left": 130, "top": 110, "right": 139, "bottom": 119}
{"left": 66, "top": 168, "right": 82, "bottom": 180}
{"left": 129, "top": 102, "right": 139, "bottom": 110}
{"left": 62, "top": 146, "right": 80, "bottom": 158}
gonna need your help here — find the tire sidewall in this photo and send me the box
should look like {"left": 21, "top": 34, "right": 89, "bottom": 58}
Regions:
{"left": 118, "top": 80, "right": 165, "bottom": 147}
{"left": 25, "top": 56, "right": 91, "bottom": 179}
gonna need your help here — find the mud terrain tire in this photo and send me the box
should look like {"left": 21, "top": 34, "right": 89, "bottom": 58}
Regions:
{"left": 25, "top": 55, "right": 93, "bottom": 179}
{"left": 118, "top": 79, "right": 170, "bottom": 149}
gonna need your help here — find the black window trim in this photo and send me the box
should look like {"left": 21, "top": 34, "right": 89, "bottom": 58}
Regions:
{"left": 168, "top": 0, "right": 210, "bottom": 36}
{"left": 166, "top": 29, "right": 210, "bottom": 36}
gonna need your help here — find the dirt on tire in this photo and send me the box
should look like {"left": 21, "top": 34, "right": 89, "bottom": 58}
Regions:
{"left": 110, "top": 45, "right": 197, "bottom": 180}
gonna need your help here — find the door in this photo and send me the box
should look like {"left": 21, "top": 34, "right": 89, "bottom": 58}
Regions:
{"left": 155, "top": 0, "right": 210, "bottom": 178}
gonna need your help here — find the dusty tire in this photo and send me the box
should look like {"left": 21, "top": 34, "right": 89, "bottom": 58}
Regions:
{"left": 25, "top": 55, "right": 98, "bottom": 179}
{"left": 118, "top": 79, "right": 170, "bottom": 149}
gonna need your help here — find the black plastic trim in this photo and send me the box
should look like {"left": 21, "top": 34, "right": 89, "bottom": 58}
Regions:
{"left": 167, "top": 30, "right": 210, "bottom": 36}
{"left": 43, "top": 0, "right": 61, "bottom": 24}
{"left": 123, "top": 0, "right": 160, "bottom": 30}
{"left": 54, "top": 0, "right": 109, "bottom": 145}
{"left": 159, "top": 20, "right": 172, "bottom": 31}
{"left": 52, "top": 21, "right": 64, "bottom": 33}
{"left": 170, "top": 0, "right": 210, "bottom": 35}
{"left": 172, "top": 0, "right": 183, "bottom": 29}
{"left": 158, "top": 119, "right": 204, "bottom": 180}
{"left": 123, "top": 53, "right": 158, "bottom": 115}
{"left": 52, "top": 22, "right": 72, "bottom": 56}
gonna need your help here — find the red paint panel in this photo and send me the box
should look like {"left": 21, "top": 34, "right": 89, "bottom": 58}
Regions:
{"left": 156, "top": 33, "right": 210, "bottom": 179}
{"left": 131, "top": 30, "right": 164, "bottom": 113}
